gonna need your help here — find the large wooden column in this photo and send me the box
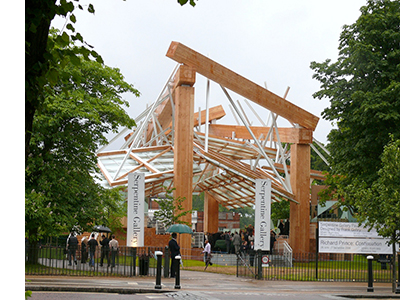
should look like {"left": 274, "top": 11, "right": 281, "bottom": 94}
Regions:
{"left": 204, "top": 191, "right": 219, "bottom": 234}
{"left": 173, "top": 65, "right": 195, "bottom": 251}
{"left": 289, "top": 143, "right": 311, "bottom": 253}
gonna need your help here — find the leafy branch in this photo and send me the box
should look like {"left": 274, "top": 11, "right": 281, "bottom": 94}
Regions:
{"left": 153, "top": 187, "right": 192, "bottom": 228}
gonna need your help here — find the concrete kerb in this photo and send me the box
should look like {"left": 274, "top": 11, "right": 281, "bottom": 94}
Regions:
{"left": 26, "top": 285, "right": 172, "bottom": 295}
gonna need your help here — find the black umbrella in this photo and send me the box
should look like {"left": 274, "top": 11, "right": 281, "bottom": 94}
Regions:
{"left": 93, "top": 225, "right": 112, "bottom": 233}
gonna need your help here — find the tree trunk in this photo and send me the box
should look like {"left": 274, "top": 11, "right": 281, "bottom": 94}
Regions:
{"left": 25, "top": 0, "right": 56, "bottom": 160}
{"left": 392, "top": 235, "right": 397, "bottom": 293}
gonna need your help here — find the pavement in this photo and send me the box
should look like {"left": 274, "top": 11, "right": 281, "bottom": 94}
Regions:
{"left": 26, "top": 270, "right": 400, "bottom": 299}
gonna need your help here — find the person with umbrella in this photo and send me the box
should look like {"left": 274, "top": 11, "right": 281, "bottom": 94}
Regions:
{"left": 168, "top": 232, "right": 180, "bottom": 278}
{"left": 99, "top": 234, "right": 110, "bottom": 267}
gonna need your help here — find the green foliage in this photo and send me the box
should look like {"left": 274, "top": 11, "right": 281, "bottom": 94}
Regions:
{"left": 310, "top": 0, "right": 400, "bottom": 209}
{"left": 271, "top": 201, "right": 290, "bottom": 226}
{"left": 153, "top": 187, "right": 192, "bottom": 227}
{"left": 220, "top": 204, "right": 255, "bottom": 229}
{"left": 353, "top": 136, "right": 400, "bottom": 244}
{"left": 25, "top": 31, "right": 139, "bottom": 243}
{"left": 177, "top": 0, "right": 197, "bottom": 7}
{"left": 310, "top": 142, "right": 330, "bottom": 173}
{"left": 25, "top": 1, "right": 103, "bottom": 158}
{"left": 192, "top": 192, "right": 204, "bottom": 211}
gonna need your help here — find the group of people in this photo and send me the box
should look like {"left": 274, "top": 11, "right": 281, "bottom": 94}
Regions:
{"left": 165, "top": 221, "right": 291, "bottom": 277}
{"left": 215, "top": 229, "right": 255, "bottom": 255}
{"left": 66, "top": 232, "right": 119, "bottom": 268}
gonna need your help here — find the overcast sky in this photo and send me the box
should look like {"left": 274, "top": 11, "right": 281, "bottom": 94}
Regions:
{"left": 51, "top": 0, "right": 367, "bottom": 145}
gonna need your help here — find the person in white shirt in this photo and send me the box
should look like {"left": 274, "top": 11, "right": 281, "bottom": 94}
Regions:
{"left": 202, "top": 239, "right": 213, "bottom": 268}
{"left": 109, "top": 235, "right": 119, "bottom": 268}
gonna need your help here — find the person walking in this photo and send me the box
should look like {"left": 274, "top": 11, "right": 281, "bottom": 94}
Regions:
{"left": 99, "top": 234, "right": 110, "bottom": 267}
{"left": 88, "top": 233, "right": 98, "bottom": 268}
{"left": 168, "top": 232, "right": 180, "bottom": 278}
{"left": 232, "top": 231, "right": 242, "bottom": 255}
{"left": 67, "top": 232, "right": 78, "bottom": 266}
{"left": 202, "top": 239, "right": 213, "bottom": 270}
{"left": 109, "top": 235, "right": 119, "bottom": 268}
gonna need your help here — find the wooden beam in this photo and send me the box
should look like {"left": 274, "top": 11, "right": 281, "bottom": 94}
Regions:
{"left": 204, "top": 191, "right": 219, "bottom": 234}
{"left": 145, "top": 96, "right": 173, "bottom": 144}
{"left": 172, "top": 64, "right": 196, "bottom": 88}
{"left": 173, "top": 65, "right": 195, "bottom": 251}
{"left": 289, "top": 143, "right": 311, "bottom": 253}
{"left": 194, "top": 105, "right": 226, "bottom": 127}
{"left": 262, "top": 164, "right": 326, "bottom": 181}
{"left": 208, "top": 124, "right": 313, "bottom": 144}
{"left": 166, "top": 42, "right": 319, "bottom": 130}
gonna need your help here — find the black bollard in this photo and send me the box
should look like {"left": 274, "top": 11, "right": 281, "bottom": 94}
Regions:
{"left": 164, "top": 246, "right": 170, "bottom": 278}
{"left": 367, "top": 255, "right": 374, "bottom": 292}
{"left": 174, "top": 255, "right": 181, "bottom": 289}
{"left": 155, "top": 251, "right": 163, "bottom": 289}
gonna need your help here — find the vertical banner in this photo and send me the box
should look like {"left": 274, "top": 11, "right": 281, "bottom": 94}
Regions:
{"left": 254, "top": 179, "right": 271, "bottom": 251}
{"left": 127, "top": 173, "right": 145, "bottom": 247}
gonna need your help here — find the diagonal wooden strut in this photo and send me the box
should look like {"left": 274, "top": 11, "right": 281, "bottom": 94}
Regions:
{"left": 166, "top": 41, "right": 319, "bottom": 131}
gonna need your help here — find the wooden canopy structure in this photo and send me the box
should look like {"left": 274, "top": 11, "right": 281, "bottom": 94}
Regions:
{"left": 96, "top": 42, "right": 328, "bottom": 253}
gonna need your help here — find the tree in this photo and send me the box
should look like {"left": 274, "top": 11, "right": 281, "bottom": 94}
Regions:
{"left": 25, "top": 0, "right": 195, "bottom": 161}
{"left": 26, "top": 0, "right": 103, "bottom": 161}
{"left": 25, "top": 31, "right": 139, "bottom": 250}
{"left": 353, "top": 136, "right": 400, "bottom": 292}
{"left": 353, "top": 136, "right": 400, "bottom": 245}
{"left": 310, "top": 0, "right": 400, "bottom": 209}
{"left": 153, "top": 187, "right": 192, "bottom": 227}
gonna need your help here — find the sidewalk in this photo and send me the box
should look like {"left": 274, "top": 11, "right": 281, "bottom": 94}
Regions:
{"left": 26, "top": 270, "right": 400, "bottom": 298}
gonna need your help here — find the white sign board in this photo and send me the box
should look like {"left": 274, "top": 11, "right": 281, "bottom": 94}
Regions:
{"left": 319, "top": 221, "right": 382, "bottom": 238}
{"left": 127, "top": 173, "right": 145, "bottom": 247}
{"left": 318, "top": 221, "right": 396, "bottom": 254}
{"left": 254, "top": 179, "right": 271, "bottom": 251}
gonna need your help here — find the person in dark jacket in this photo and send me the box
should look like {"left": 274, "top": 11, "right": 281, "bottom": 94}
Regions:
{"left": 67, "top": 232, "right": 78, "bottom": 266}
{"left": 81, "top": 237, "right": 88, "bottom": 264}
{"left": 99, "top": 234, "right": 110, "bottom": 267}
{"left": 168, "top": 232, "right": 180, "bottom": 278}
{"left": 224, "top": 231, "right": 231, "bottom": 254}
{"left": 88, "top": 233, "right": 99, "bottom": 267}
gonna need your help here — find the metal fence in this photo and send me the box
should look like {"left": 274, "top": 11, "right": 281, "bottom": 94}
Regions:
{"left": 25, "top": 245, "right": 165, "bottom": 277}
{"left": 25, "top": 245, "right": 397, "bottom": 283}
{"left": 237, "top": 251, "right": 397, "bottom": 282}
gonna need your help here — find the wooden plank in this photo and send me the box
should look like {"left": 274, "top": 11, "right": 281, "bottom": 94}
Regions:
{"left": 194, "top": 105, "right": 226, "bottom": 127}
{"left": 209, "top": 124, "right": 313, "bottom": 144}
{"left": 166, "top": 42, "right": 319, "bottom": 130}
{"left": 262, "top": 164, "right": 326, "bottom": 180}
{"left": 97, "top": 150, "right": 127, "bottom": 157}
{"left": 145, "top": 96, "right": 173, "bottom": 144}
{"left": 194, "top": 143, "right": 295, "bottom": 200}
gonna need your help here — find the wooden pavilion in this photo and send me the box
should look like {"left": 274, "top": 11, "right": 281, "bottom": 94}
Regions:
{"left": 96, "top": 42, "right": 328, "bottom": 253}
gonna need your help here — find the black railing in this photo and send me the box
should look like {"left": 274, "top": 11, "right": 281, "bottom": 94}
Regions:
{"left": 237, "top": 251, "right": 396, "bottom": 282}
{"left": 25, "top": 245, "right": 164, "bottom": 277}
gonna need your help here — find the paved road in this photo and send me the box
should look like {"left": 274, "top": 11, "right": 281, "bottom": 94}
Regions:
{"left": 27, "top": 270, "right": 399, "bottom": 300}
